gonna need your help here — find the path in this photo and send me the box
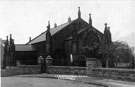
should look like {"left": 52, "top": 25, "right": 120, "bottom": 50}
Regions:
{"left": 1, "top": 76, "right": 100, "bottom": 87}
{"left": 2, "top": 74, "right": 135, "bottom": 87}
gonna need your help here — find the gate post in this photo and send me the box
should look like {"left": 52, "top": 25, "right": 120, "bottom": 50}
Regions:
{"left": 46, "top": 55, "right": 52, "bottom": 74}
{"left": 16, "top": 60, "right": 21, "bottom": 66}
{"left": 38, "top": 56, "right": 44, "bottom": 73}
{"left": 86, "top": 58, "right": 102, "bottom": 76}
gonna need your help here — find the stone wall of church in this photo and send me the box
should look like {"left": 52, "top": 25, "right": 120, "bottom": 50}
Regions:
{"left": 52, "top": 19, "right": 89, "bottom": 51}
{"left": 51, "top": 19, "right": 89, "bottom": 66}
{"left": 33, "top": 42, "right": 46, "bottom": 58}
{"left": 15, "top": 51, "right": 37, "bottom": 65}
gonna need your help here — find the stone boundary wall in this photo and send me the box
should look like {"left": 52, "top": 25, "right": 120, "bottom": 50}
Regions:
{"left": 1, "top": 65, "right": 40, "bottom": 77}
{"left": 88, "top": 68, "right": 135, "bottom": 82}
{"left": 48, "top": 66, "right": 135, "bottom": 82}
{"left": 48, "top": 66, "right": 86, "bottom": 75}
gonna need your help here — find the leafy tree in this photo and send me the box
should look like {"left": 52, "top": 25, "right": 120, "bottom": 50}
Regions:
{"left": 98, "top": 41, "right": 115, "bottom": 68}
{"left": 99, "top": 41, "right": 134, "bottom": 68}
{"left": 113, "top": 41, "right": 134, "bottom": 68}
{"left": 82, "top": 46, "right": 99, "bottom": 58}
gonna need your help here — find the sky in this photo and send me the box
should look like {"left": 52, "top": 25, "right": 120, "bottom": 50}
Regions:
{"left": 0, "top": 0, "right": 135, "bottom": 44}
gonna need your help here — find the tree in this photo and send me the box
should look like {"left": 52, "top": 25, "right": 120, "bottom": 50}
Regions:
{"left": 99, "top": 41, "right": 134, "bottom": 68}
{"left": 98, "top": 41, "right": 115, "bottom": 68}
{"left": 131, "top": 47, "right": 135, "bottom": 68}
{"left": 113, "top": 41, "right": 134, "bottom": 68}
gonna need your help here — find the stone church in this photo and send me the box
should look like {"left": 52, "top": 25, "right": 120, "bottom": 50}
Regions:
{"left": 3, "top": 7, "right": 112, "bottom": 67}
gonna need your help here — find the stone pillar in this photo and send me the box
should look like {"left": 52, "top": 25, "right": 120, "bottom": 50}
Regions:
{"left": 46, "top": 55, "right": 52, "bottom": 74}
{"left": 133, "top": 59, "right": 135, "bottom": 69}
{"left": 38, "top": 56, "right": 44, "bottom": 73}
{"left": 86, "top": 58, "right": 102, "bottom": 75}
{"left": 16, "top": 60, "right": 21, "bottom": 66}
{"left": 46, "top": 21, "right": 51, "bottom": 56}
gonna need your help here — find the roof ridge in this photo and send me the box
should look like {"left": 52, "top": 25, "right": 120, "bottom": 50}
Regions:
{"left": 26, "top": 19, "right": 77, "bottom": 44}
{"left": 50, "top": 20, "right": 75, "bottom": 30}
{"left": 26, "top": 31, "right": 47, "bottom": 44}
{"left": 92, "top": 26, "right": 103, "bottom": 34}
{"left": 16, "top": 44, "right": 32, "bottom": 45}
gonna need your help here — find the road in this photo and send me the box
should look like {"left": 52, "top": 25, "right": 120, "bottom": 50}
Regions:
{"left": 1, "top": 76, "right": 100, "bottom": 87}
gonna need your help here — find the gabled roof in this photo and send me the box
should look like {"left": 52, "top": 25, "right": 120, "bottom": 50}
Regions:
{"left": 15, "top": 44, "right": 35, "bottom": 51}
{"left": 92, "top": 27, "right": 103, "bottom": 41}
{"left": 66, "top": 26, "right": 103, "bottom": 41}
{"left": 27, "top": 19, "right": 76, "bottom": 44}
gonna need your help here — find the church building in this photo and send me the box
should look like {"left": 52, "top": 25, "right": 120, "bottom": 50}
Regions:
{"left": 3, "top": 7, "right": 112, "bottom": 67}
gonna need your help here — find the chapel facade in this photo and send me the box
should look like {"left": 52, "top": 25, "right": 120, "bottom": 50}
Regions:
{"left": 3, "top": 7, "right": 112, "bottom": 67}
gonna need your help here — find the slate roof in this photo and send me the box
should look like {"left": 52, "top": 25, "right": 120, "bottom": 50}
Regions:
{"left": 15, "top": 44, "right": 35, "bottom": 51}
{"left": 92, "top": 27, "right": 103, "bottom": 41}
{"left": 66, "top": 26, "right": 103, "bottom": 41}
{"left": 27, "top": 19, "right": 76, "bottom": 44}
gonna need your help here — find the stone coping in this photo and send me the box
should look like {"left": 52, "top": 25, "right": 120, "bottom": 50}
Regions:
{"left": 18, "top": 65, "right": 39, "bottom": 67}
{"left": 48, "top": 66, "right": 86, "bottom": 69}
{"left": 94, "top": 68, "right": 135, "bottom": 71}
{"left": 86, "top": 58, "right": 97, "bottom": 61}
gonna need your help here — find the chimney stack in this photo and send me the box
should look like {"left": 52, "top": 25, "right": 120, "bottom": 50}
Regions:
{"left": 9, "top": 34, "right": 13, "bottom": 45}
{"left": 78, "top": 7, "right": 81, "bottom": 19}
{"left": 54, "top": 23, "right": 57, "bottom": 28}
{"left": 89, "top": 14, "right": 92, "bottom": 26}
{"left": 68, "top": 17, "right": 71, "bottom": 22}
{"left": 29, "top": 37, "right": 31, "bottom": 42}
{"left": 6, "top": 36, "right": 8, "bottom": 41}
{"left": 104, "top": 23, "right": 108, "bottom": 34}
{"left": 105, "top": 23, "right": 107, "bottom": 29}
{"left": 10, "top": 34, "right": 12, "bottom": 40}
{"left": 47, "top": 21, "right": 50, "bottom": 30}
{"left": 107, "top": 27, "right": 110, "bottom": 30}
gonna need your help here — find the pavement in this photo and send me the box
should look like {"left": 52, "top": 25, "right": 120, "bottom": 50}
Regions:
{"left": 2, "top": 76, "right": 97, "bottom": 87}
{"left": 16, "top": 73, "right": 135, "bottom": 87}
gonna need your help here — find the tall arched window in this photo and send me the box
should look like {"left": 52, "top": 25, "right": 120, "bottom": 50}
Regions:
{"left": 83, "top": 31, "right": 99, "bottom": 48}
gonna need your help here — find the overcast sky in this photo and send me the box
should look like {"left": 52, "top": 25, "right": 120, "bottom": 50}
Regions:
{"left": 0, "top": 0, "right": 134, "bottom": 44}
